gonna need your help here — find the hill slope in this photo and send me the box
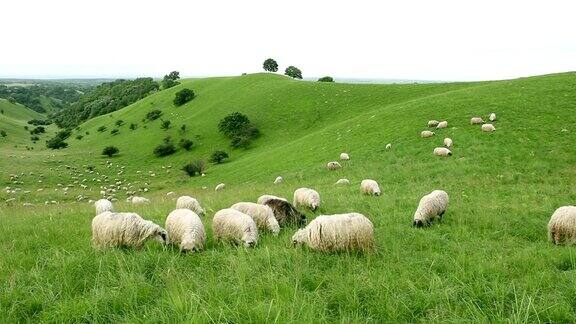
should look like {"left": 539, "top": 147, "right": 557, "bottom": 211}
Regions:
{"left": 0, "top": 98, "right": 49, "bottom": 146}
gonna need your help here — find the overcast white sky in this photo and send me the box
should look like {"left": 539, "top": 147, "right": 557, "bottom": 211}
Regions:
{"left": 0, "top": 0, "right": 574, "bottom": 81}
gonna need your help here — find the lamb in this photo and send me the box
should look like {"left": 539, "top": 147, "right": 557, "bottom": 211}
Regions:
{"left": 165, "top": 209, "right": 205, "bottom": 252}
{"left": 340, "top": 153, "right": 350, "bottom": 160}
{"left": 257, "top": 194, "right": 287, "bottom": 205}
{"left": 470, "top": 117, "right": 484, "bottom": 124}
{"left": 293, "top": 188, "right": 321, "bottom": 210}
{"left": 386, "top": 143, "right": 392, "bottom": 149}
{"left": 489, "top": 113, "right": 497, "bottom": 121}
{"left": 132, "top": 196, "right": 150, "bottom": 205}
{"left": 212, "top": 208, "right": 258, "bottom": 247}
{"left": 264, "top": 198, "right": 306, "bottom": 227}
{"left": 94, "top": 199, "right": 114, "bottom": 215}
{"left": 274, "top": 176, "right": 283, "bottom": 184}
{"left": 292, "top": 213, "right": 374, "bottom": 252}
{"left": 413, "top": 190, "right": 449, "bottom": 227}
{"left": 421, "top": 130, "right": 435, "bottom": 138}
{"left": 428, "top": 120, "right": 439, "bottom": 127}
{"left": 434, "top": 147, "right": 452, "bottom": 157}
{"left": 175, "top": 196, "right": 205, "bottom": 216}
{"left": 437, "top": 121, "right": 448, "bottom": 129}
{"left": 360, "top": 179, "right": 381, "bottom": 196}
{"left": 215, "top": 183, "right": 226, "bottom": 191}
{"left": 548, "top": 206, "right": 576, "bottom": 245}
{"left": 482, "top": 124, "right": 496, "bottom": 132}
{"left": 231, "top": 202, "right": 280, "bottom": 235}
{"left": 327, "top": 161, "right": 342, "bottom": 170}
{"left": 91, "top": 212, "right": 167, "bottom": 249}
{"left": 443, "top": 137, "right": 453, "bottom": 148}
{"left": 336, "top": 178, "right": 350, "bottom": 185}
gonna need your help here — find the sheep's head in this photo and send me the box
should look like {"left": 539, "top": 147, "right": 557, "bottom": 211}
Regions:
{"left": 242, "top": 227, "right": 257, "bottom": 248}
{"left": 292, "top": 229, "right": 307, "bottom": 246}
{"left": 412, "top": 220, "right": 425, "bottom": 228}
{"left": 155, "top": 228, "right": 168, "bottom": 245}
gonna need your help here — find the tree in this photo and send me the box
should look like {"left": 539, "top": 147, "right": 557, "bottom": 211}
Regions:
{"left": 218, "top": 112, "right": 260, "bottom": 148}
{"left": 182, "top": 160, "right": 205, "bottom": 177}
{"left": 46, "top": 130, "right": 71, "bottom": 149}
{"left": 115, "top": 120, "right": 124, "bottom": 126}
{"left": 110, "top": 129, "right": 119, "bottom": 135}
{"left": 97, "top": 126, "right": 107, "bottom": 132}
{"left": 154, "top": 137, "right": 177, "bottom": 157}
{"left": 146, "top": 109, "right": 162, "bottom": 121}
{"left": 161, "top": 120, "right": 171, "bottom": 130}
{"left": 263, "top": 58, "right": 279, "bottom": 72}
{"left": 209, "top": 150, "right": 229, "bottom": 164}
{"left": 1, "top": 130, "right": 7, "bottom": 137}
{"left": 102, "top": 146, "right": 119, "bottom": 157}
{"left": 173, "top": 88, "right": 195, "bottom": 106}
{"left": 284, "top": 66, "right": 303, "bottom": 79}
{"left": 179, "top": 138, "right": 193, "bottom": 151}
{"left": 318, "top": 76, "right": 334, "bottom": 82}
{"left": 129, "top": 123, "right": 138, "bottom": 130}
{"left": 162, "top": 71, "right": 181, "bottom": 89}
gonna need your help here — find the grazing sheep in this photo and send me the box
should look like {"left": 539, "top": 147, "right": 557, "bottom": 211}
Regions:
{"left": 274, "top": 176, "right": 283, "bottom": 184}
{"left": 294, "top": 188, "right": 321, "bottom": 210}
{"left": 482, "top": 124, "right": 496, "bottom": 132}
{"left": 413, "top": 190, "right": 449, "bottom": 227}
{"left": 443, "top": 137, "right": 453, "bottom": 148}
{"left": 470, "top": 117, "right": 484, "bottom": 124}
{"left": 176, "top": 196, "right": 205, "bottom": 216}
{"left": 91, "top": 212, "right": 167, "bottom": 249}
{"left": 434, "top": 147, "right": 452, "bottom": 157}
{"left": 95, "top": 199, "right": 114, "bottom": 215}
{"left": 264, "top": 199, "right": 306, "bottom": 227}
{"left": 386, "top": 143, "right": 392, "bottom": 149}
{"left": 165, "top": 209, "right": 205, "bottom": 252}
{"left": 360, "top": 179, "right": 381, "bottom": 196}
{"left": 292, "top": 213, "right": 374, "bottom": 252}
{"left": 336, "top": 178, "right": 350, "bottom": 185}
{"left": 257, "top": 194, "right": 287, "bottom": 205}
{"left": 231, "top": 202, "right": 280, "bottom": 235}
{"left": 548, "top": 206, "right": 576, "bottom": 245}
{"left": 215, "top": 183, "right": 226, "bottom": 191}
{"left": 340, "top": 153, "right": 350, "bottom": 160}
{"left": 489, "top": 113, "right": 497, "bottom": 121}
{"left": 421, "top": 130, "right": 435, "bottom": 138}
{"left": 212, "top": 208, "right": 258, "bottom": 247}
{"left": 327, "top": 162, "right": 342, "bottom": 170}
{"left": 428, "top": 120, "right": 439, "bottom": 127}
{"left": 131, "top": 196, "right": 150, "bottom": 205}
{"left": 437, "top": 121, "right": 448, "bottom": 129}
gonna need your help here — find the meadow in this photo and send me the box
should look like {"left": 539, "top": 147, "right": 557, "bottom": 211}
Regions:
{"left": 1, "top": 72, "right": 576, "bottom": 322}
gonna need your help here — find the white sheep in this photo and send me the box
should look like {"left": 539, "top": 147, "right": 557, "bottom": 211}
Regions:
{"left": 340, "top": 153, "right": 350, "bottom": 160}
{"left": 434, "top": 147, "right": 452, "bottom": 157}
{"left": 231, "top": 202, "right": 280, "bottom": 235}
{"left": 91, "top": 212, "right": 167, "bottom": 249}
{"left": 421, "top": 130, "right": 435, "bottom": 138}
{"left": 437, "top": 121, "right": 448, "bottom": 129}
{"left": 548, "top": 206, "right": 576, "bottom": 245}
{"left": 413, "top": 190, "right": 449, "bottom": 227}
{"left": 165, "top": 209, "right": 205, "bottom": 252}
{"left": 212, "top": 208, "right": 258, "bottom": 247}
{"left": 257, "top": 194, "right": 287, "bottom": 205}
{"left": 175, "top": 196, "right": 205, "bottom": 216}
{"left": 386, "top": 143, "right": 392, "bottom": 149}
{"left": 215, "top": 183, "right": 226, "bottom": 191}
{"left": 470, "top": 117, "right": 484, "bottom": 124}
{"left": 443, "top": 137, "right": 453, "bottom": 148}
{"left": 292, "top": 213, "right": 374, "bottom": 252}
{"left": 360, "top": 179, "right": 381, "bottom": 196}
{"left": 336, "top": 178, "right": 350, "bottom": 185}
{"left": 94, "top": 199, "right": 114, "bottom": 215}
{"left": 132, "top": 196, "right": 150, "bottom": 205}
{"left": 327, "top": 161, "right": 342, "bottom": 170}
{"left": 482, "top": 124, "right": 496, "bottom": 132}
{"left": 274, "top": 176, "right": 283, "bottom": 184}
{"left": 489, "top": 113, "right": 497, "bottom": 121}
{"left": 294, "top": 188, "right": 321, "bottom": 210}
{"left": 428, "top": 120, "right": 439, "bottom": 127}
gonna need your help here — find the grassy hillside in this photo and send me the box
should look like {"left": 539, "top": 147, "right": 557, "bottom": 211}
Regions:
{"left": 1, "top": 72, "right": 576, "bottom": 322}
{"left": 0, "top": 99, "right": 55, "bottom": 147}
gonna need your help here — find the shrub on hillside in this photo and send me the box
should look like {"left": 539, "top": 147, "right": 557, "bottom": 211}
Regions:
{"left": 162, "top": 71, "right": 180, "bottom": 89}
{"left": 146, "top": 109, "right": 162, "bottom": 121}
{"left": 30, "top": 126, "right": 46, "bottom": 135}
{"left": 0, "top": 130, "right": 6, "bottom": 137}
{"left": 161, "top": 120, "right": 171, "bottom": 130}
{"left": 179, "top": 138, "right": 194, "bottom": 151}
{"left": 154, "top": 137, "right": 177, "bottom": 157}
{"left": 285, "top": 66, "right": 303, "bottom": 79}
{"left": 218, "top": 112, "right": 260, "bottom": 148}
{"left": 173, "top": 89, "right": 195, "bottom": 106}
{"left": 318, "top": 76, "right": 334, "bottom": 82}
{"left": 30, "top": 135, "right": 39, "bottom": 142}
{"left": 182, "top": 160, "right": 206, "bottom": 177}
{"left": 209, "top": 150, "right": 229, "bottom": 164}
{"left": 24, "top": 126, "right": 29, "bottom": 131}
{"left": 263, "top": 58, "right": 279, "bottom": 72}
{"left": 97, "top": 126, "right": 107, "bottom": 132}
{"left": 115, "top": 120, "right": 124, "bottom": 127}
{"left": 75, "top": 135, "right": 83, "bottom": 140}
{"left": 129, "top": 123, "right": 138, "bottom": 130}
{"left": 46, "top": 130, "right": 71, "bottom": 149}
{"left": 28, "top": 119, "right": 51, "bottom": 126}
{"left": 110, "top": 129, "right": 119, "bottom": 136}
{"left": 102, "top": 146, "right": 120, "bottom": 157}
{"left": 180, "top": 124, "right": 187, "bottom": 134}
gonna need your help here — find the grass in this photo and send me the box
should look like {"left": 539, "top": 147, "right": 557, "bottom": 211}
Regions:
{"left": 1, "top": 72, "right": 576, "bottom": 321}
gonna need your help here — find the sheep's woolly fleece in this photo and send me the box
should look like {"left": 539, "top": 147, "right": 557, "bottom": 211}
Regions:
{"left": 482, "top": 124, "right": 496, "bottom": 132}
{"left": 132, "top": 196, "right": 150, "bottom": 204}
{"left": 231, "top": 202, "right": 280, "bottom": 235}
{"left": 165, "top": 209, "right": 205, "bottom": 252}
{"left": 434, "top": 147, "right": 452, "bottom": 157}
{"left": 175, "top": 196, "right": 205, "bottom": 216}
{"left": 94, "top": 199, "right": 114, "bottom": 215}
{"left": 294, "top": 188, "right": 321, "bottom": 210}
{"left": 327, "top": 161, "right": 342, "bottom": 170}
{"left": 548, "top": 206, "right": 576, "bottom": 245}
{"left": 274, "top": 176, "right": 283, "bottom": 184}
{"left": 489, "top": 113, "right": 497, "bottom": 121}
{"left": 360, "top": 179, "right": 381, "bottom": 196}
{"left": 92, "top": 211, "right": 167, "bottom": 249}
{"left": 212, "top": 208, "right": 258, "bottom": 247}
{"left": 292, "top": 212, "right": 374, "bottom": 252}
{"left": 257, "top": 194, "right": 287, "bottom": 205}
{"left": 436, "top": 121, "right": 448, "bottom": 129}
{"left": 413, "top": 190, "right": 449, "bottom": 227}
{"left": 428, "top": 120, "right": 439, "bottom": 127}
{"left": 264, "top": 199, "right": 307, "bottom": 227}
{"left": 421, "top": 130, "right": 435, "bottom": 138}
{"left": 443, "top": 138, "right": 453, "bottom": 148}
{"left": 340, "top": 153, "right": 350, "bottom": 160}
{"left": 470, "top": 117, "right": 484, "bottom": 124}
{"left": 336, "top": 178, "right": 350, "bottom": 185}
{"left": 215, "top": 183, "right": 226, "bottom": 191}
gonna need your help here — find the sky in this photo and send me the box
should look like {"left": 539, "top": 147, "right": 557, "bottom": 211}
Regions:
{"left": 0, "top": 0, "right": 574, "bottom": 81}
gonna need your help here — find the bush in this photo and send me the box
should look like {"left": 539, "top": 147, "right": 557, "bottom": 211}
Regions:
{"left": 180, "top": 124, "right": 187, "bottom": 134}
{"left": 30, "top": 126, "right": 46, "bottom": 135}
{"left": 97, "top": 126, "right": 107, "bottom": 132}
{"left": 179, "top": 138, "right": 194, "bottom": 151}
{"left": 115, "top": 120, "right": 124, "bottom": 127}
{"left": 28, "top": 119, "right": 51, "bottom": 126}
{"left": 218, "top": 112, "right": 260, "bottom": 148}
{"left": 129, "top": 123, "right": 138, "bottom": 130}
{"left": 146, "top": 109, "right": 162, "bottom": 121}
{"left": 161, "top": 120, "right": 171, "bottom": 130}
{"left": 75, "top": 135, "right": 83, "bottom": 140}
{"left": 102, "top": 146, "right": 119, "bottom": 157}
{"left": 284, "top": 66, "right": 303, "bottom": 79}
{"left": 318, "top": 76, "right": 334, "bottom": 82}
{"left": 46, "top": 130, "right": 71, "bottom": 149}
{"left": 24, "top": 126, "right": 29, "bottom": 131}
{"left": 154, "top": 138, "right": 177, "bottom": 157}
{"left": 162, "top": 71, "right": 180, "bottom": 89}
{"left": 0, "top": 130, "right": 6, "bottom": 137}
{"left": 209, "top": 150, "right": 229, "bottom": 164}
{"left": 30, "top": 135, "right": 39, "bottom": 142}
{"left": 182, "top": 160, "right": 205, "bottom": 177}
{"left": 173, "top": 88, "right": 195, "bottom": 106}
{"left": 110, "top": 129, "right": 119, "bottom": 135}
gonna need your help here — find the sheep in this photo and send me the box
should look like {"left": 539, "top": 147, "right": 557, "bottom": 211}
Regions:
{"left": 165, "top": 209, "right": 205, "bottom": 252}
{"left": 443, "top": 137, "right": 453, "bottom": 148}
{"left": 340, "top": 153, "right": 350, "bottom": 160}
{"left": 327, "top": 161, "right": 342, "bottom": 170}
{"left": 548, "top": 206, "right": 576, "bottom": 245}
{"left": 91, "top": 211, "right": 167, "bottom": 249}
{"left": 231, "top": 202, "right": 280, "bottom": 235}
{"left": 257, "top": 194, "right": 287, "bottom": 205}
{"left": 489, "top": 113, "right": 497, "bottom": 121}
{"left": 292, "top": 213, "right": 374, "bottom": 252}
{"left": 386, "top": 143, "right": 392, "bottom": 149}
{"left": 437, "top": 121, "right": 448, "bottom": 129}
{"left": 434, "top": 147, "right": 452, "bottom": 157}
{"left": 294, "top": 188, "right": 321, "bottom": 210}
{"left": 482, "top": 124, "right": 496, "bottom": 132}
{"left": 336, "top": 178, "right": 350, "bottom": 185}
{"left": 264, "top": 199, "right": 306, "bottom": 227}
{"left": 413, "top": 190, "right": 449, "bottom": 227}
{"left": 175, "top": 196, "right": 205, "bottom": 216}
{"left": 94, "top": 199, "right": 114, "bottom": 215}
{"left": 212, "top": 208, "right": 258, "bottom": 247}
{"left": 274, "top": 176, "right": 283, "bottom": 184}
{"left": 132, "top": 196, "right": 150, "bottom": 205}
{"left": 428, "top": 120, "right": 439, "bottom": 127}
{"left": 360, "top": 179, "right": 381, "bottom": 196}
{"left": 470, "top": 117, "right": 484, "bottom": 125}
{"left": 215, "top": 183, "right": 226, "bottom": 191}
{"left": 421, "top": 130, "right": 435, "bottom": 138}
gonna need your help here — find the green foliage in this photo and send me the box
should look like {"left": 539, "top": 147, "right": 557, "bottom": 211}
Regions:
{"left": 209, "top": 150, "right": 229, "bottom": 164}
{"left": 161, "top": 120, "right": 171, "bottom": 130}
{"left": 0, "top": 83, "right": 84, "bottom": 113}
{"left": 30, "top": 126, "right": 46, "bottom": 135}
{"left": 115, "top": 120, "right": 124, "bottom": 127}
{"left": 27, "top": 119, "right": 51, "bottom": 126}
{"left": 97, "top": 126, "right": 107, "bottom": 132}
{"left": 110, "top": 129, "right": 119, "bottom": 136}
{"left": 162, "top": 71, "right": 181, "bottom": 89}
{"left": 179, "top": 138, "right": 194, "bottom": 151}
{"left": 0, "top": 130, "right": 6, "bottom": 137}
{"left": 102, "top": 146, "right": 119, "bottom": 157}
{"left": 30, "top": 135, "right": 39, "bottom": 142}
{"left": 180, "top": 124, "right": 187, "bottom": 134}
{"left": 75, "top": 135, "right": 83, "bottom": 140}
{"left": 218, "top": 112, "right": 260, "bottom": 148}
{"left": 173, "top": 88, "right": 195, "bottom": 106}
{"left": 146, "top": 109, "right": 162, "bottom": 121}
{"left": 129, "top": 123, "right": 138, "bottom": 130}
{"left": 263, "top": 58, "right": 279, "bottom": 72}
{"left": 182, "top": 160, "right": 205, "bottom": 177}
{"left": 318, "top": 76, "right": 334, "bottom": 82}
{"left": 23, "top": 125, "right": 28, "bottom": 130}
{"left": 154, "top": 137, "right": 177, "bottom": 157}
{"left": 46, "top": 130, "right": 71, "bottom": 149}
{"left": 284, "top": 66, "right": 303, "bottom": 79}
